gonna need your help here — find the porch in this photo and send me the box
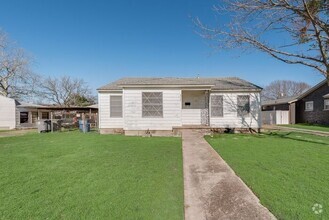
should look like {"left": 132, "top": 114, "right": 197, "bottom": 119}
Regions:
{"left": 181, "top": 90, "right": 209, "bottom": 126}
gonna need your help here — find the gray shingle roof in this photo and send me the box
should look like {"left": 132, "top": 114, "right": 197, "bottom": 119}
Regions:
{"left": 98, "top": 77, "right": 262, "bottom": 91}
{"left": 262, "top": 96, "right": 298, "bottom": 106}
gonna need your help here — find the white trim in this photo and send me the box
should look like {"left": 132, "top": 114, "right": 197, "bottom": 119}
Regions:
{"left": 305, "top": 101, "right": 314, "bottom": 111}
{"left": 324, "top": 99, "right": 329, "bottom": 110}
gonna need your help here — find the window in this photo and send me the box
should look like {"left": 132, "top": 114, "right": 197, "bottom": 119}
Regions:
{"left": 142, "top": 92, "right": 163, "bottom": 117}
{"left": 305, "top": 101, "right": 313, "bottom": 111}
{"left": 237, "top": 95, "right": 250, "bottom": 116}
{"left": 211, "top": 95, "right": 223, "bottom": 117}
{"left": 324, "top": 100, "right": 329, "bottom": 110}
{"left": 41, "top": 112, "right": 49, "bottom": 119}
{"left": 110, "top": 96, "right": 123, "bottom": 117}
{"left": 20, "top": 112, "right": 29, "bottom": 123}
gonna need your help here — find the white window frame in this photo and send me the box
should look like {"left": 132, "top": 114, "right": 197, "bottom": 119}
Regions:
{"left": 142, "top": 92, "right": 163, "bottom": 118}
{"left": 305, "top": 101, "right": 313, "bottom": 111}
{"left": 110, "top": 95, "right": 123, "bottom": 118}
{"left": 324, "top": 99, "right": 329, "bottom": 110}
{"left": 211, "top": 95, "right": 224, "bottom": 117}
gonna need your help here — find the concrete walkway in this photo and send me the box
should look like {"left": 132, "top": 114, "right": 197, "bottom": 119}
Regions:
{"left": 182, "top": 130, "right": 276, "bottom": 220}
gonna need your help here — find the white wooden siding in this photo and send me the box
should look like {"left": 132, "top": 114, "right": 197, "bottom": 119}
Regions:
{"left": 0, "top": 95, "right": 16, "bottom": 130}
{"left": 182, "top": 109, "right": 201, "bottom": 125}
{"left": 209, "top": 92, "right": 261, "bottom": 129}
{"left": 98, "top": 89, "right": 261, "bottom": 131}
{"left": 98, "top": 92, "right": 124, "bottom": 128}
{"left": 123, "top": 89, "right": 182, "bottom": 130}
{"left": 182, "top": 90, "right": 206, "bottom": 109}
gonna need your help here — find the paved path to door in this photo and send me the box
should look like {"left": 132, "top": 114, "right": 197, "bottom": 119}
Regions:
{"left": 182, "top": 130, "right": 276, "bottom": 220}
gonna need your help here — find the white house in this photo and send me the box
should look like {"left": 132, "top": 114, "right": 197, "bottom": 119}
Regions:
{"left": 0, "top": 95, "right": 16, "bottom": 130}
{"left": 97, "top": 77, "right": 262, "bottom": 136}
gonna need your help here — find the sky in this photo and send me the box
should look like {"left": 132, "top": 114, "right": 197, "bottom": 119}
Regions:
{"left": 0, "top": 0, "right": 325, "bottom": 93}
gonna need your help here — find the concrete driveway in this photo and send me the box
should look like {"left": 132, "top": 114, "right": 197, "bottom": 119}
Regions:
{"left": 182, "top": 130, "right": 276, "bottom": 220}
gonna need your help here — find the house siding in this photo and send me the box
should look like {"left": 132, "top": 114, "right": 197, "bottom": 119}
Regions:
{"left": 296, "top": 83, "right": 329, "bottom": 125}
{"left": 98, "top": 89, "right": 262, "bottom": 133}
{"left": 209, "top": 92, "right": 261, "bottom": 129}
{"left": 123, "top": 89, "right": 182, "bottom": 130}
{"left": 0, "top": 96, "right": 16, "bottom": 130}
{"left": 181, "top": 90, "right": 207, "bottom": 125}
{"left": 98, "top": 92, "right": 124, "bottom": 129}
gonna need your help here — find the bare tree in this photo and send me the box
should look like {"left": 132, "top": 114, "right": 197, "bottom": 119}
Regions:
{"left": 41, "top": 76, "right": 94, "bottom": 107}
{"left": 262, "top": 80, "right": 311, "bottom": 100}
{"left": 0, "top": 30, "right": 38, "bottom": 99}
{"left": 195, "top": 0, "right": 329, "bottom": 80}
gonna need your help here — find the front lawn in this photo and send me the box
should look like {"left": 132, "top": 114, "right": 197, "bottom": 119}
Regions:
{"left": 280, "top": 123, "right": 329, "bottom": 132}
{"left": 206, "top": 132, "right": 329, "bottom": 219}
{"left": 0, "top": 132, "right": 183, "bottom": 219}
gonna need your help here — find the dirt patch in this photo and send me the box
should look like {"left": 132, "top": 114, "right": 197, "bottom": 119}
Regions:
{"left": 0, "top": 129, "right": 36, "bottom": 138}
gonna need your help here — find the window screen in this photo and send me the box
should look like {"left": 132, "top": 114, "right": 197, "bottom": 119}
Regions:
{"left": 211, "top": 95, "right": 223, "bottom": 117}
{"left": 110, "top": 96, "right": 122, "bottom": 117}
{"left": 237, "top": 95, "right": 250, "bottom": 116}
{"left": 142, "top": 92, "right": 163, "bottom": 117}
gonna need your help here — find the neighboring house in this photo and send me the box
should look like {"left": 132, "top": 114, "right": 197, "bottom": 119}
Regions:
{"left": 262, "top": 79, "right": 329, "bottom": 125}
{"left": 0, "top": 95, "right": 53, "bottom": 129}
{"left": 97, "top": 77, "right": 262, "bottom": 136}
{"left": 0, "top": 95, "right": 50, "bottom": 130}
{"left": 0, "top": 95, "right": 98, "bottom": 130}
{"left": 261, "top": 96, "right": 297, "bottom": 125}
{"left": 15, "top": 102, "right": 51, "bottom": 128}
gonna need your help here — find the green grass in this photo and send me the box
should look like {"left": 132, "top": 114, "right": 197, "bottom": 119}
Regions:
{"left": 206, "top": 132, "right": 329, "bottom": 220}
{"left": 0, "top": 132, "right": 183, "bottom": 219}
{"left": 280, "top": 123, "right": 329, "bottom": 132}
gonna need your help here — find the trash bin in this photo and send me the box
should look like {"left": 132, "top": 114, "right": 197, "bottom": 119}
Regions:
{"left": 37, "top": 119, "right": 51, "bottom": 133}
{"left": 78, "top": 120, "right": 83, "bottom": 131}
{"left": 78, "top": 120, "right": 90, "bottom": 133}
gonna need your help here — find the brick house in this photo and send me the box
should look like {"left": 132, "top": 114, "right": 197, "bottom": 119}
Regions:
{"left": 262, "top": 79, "right": 329, "bottom": 125}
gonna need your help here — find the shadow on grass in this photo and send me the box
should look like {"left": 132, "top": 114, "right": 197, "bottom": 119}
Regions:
{"left": 297, "top": 123, "right": 329, "bottom": 128}
{"left": 213, "top": 131, "right": 329, "bottom": 146}
{"left": 261, "top": 132, "right": 329, "bottom": 146}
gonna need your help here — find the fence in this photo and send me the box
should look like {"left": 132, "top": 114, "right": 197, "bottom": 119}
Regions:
{"left": 262, "top": 110, "right": 289, "bottom": 125}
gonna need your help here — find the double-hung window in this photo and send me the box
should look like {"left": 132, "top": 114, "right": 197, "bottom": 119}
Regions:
{"left": 142, "top": 92, "right": 163, "bottom": 117}
{"left": 110, "top": 96, "right": 122, "bottom": 117}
